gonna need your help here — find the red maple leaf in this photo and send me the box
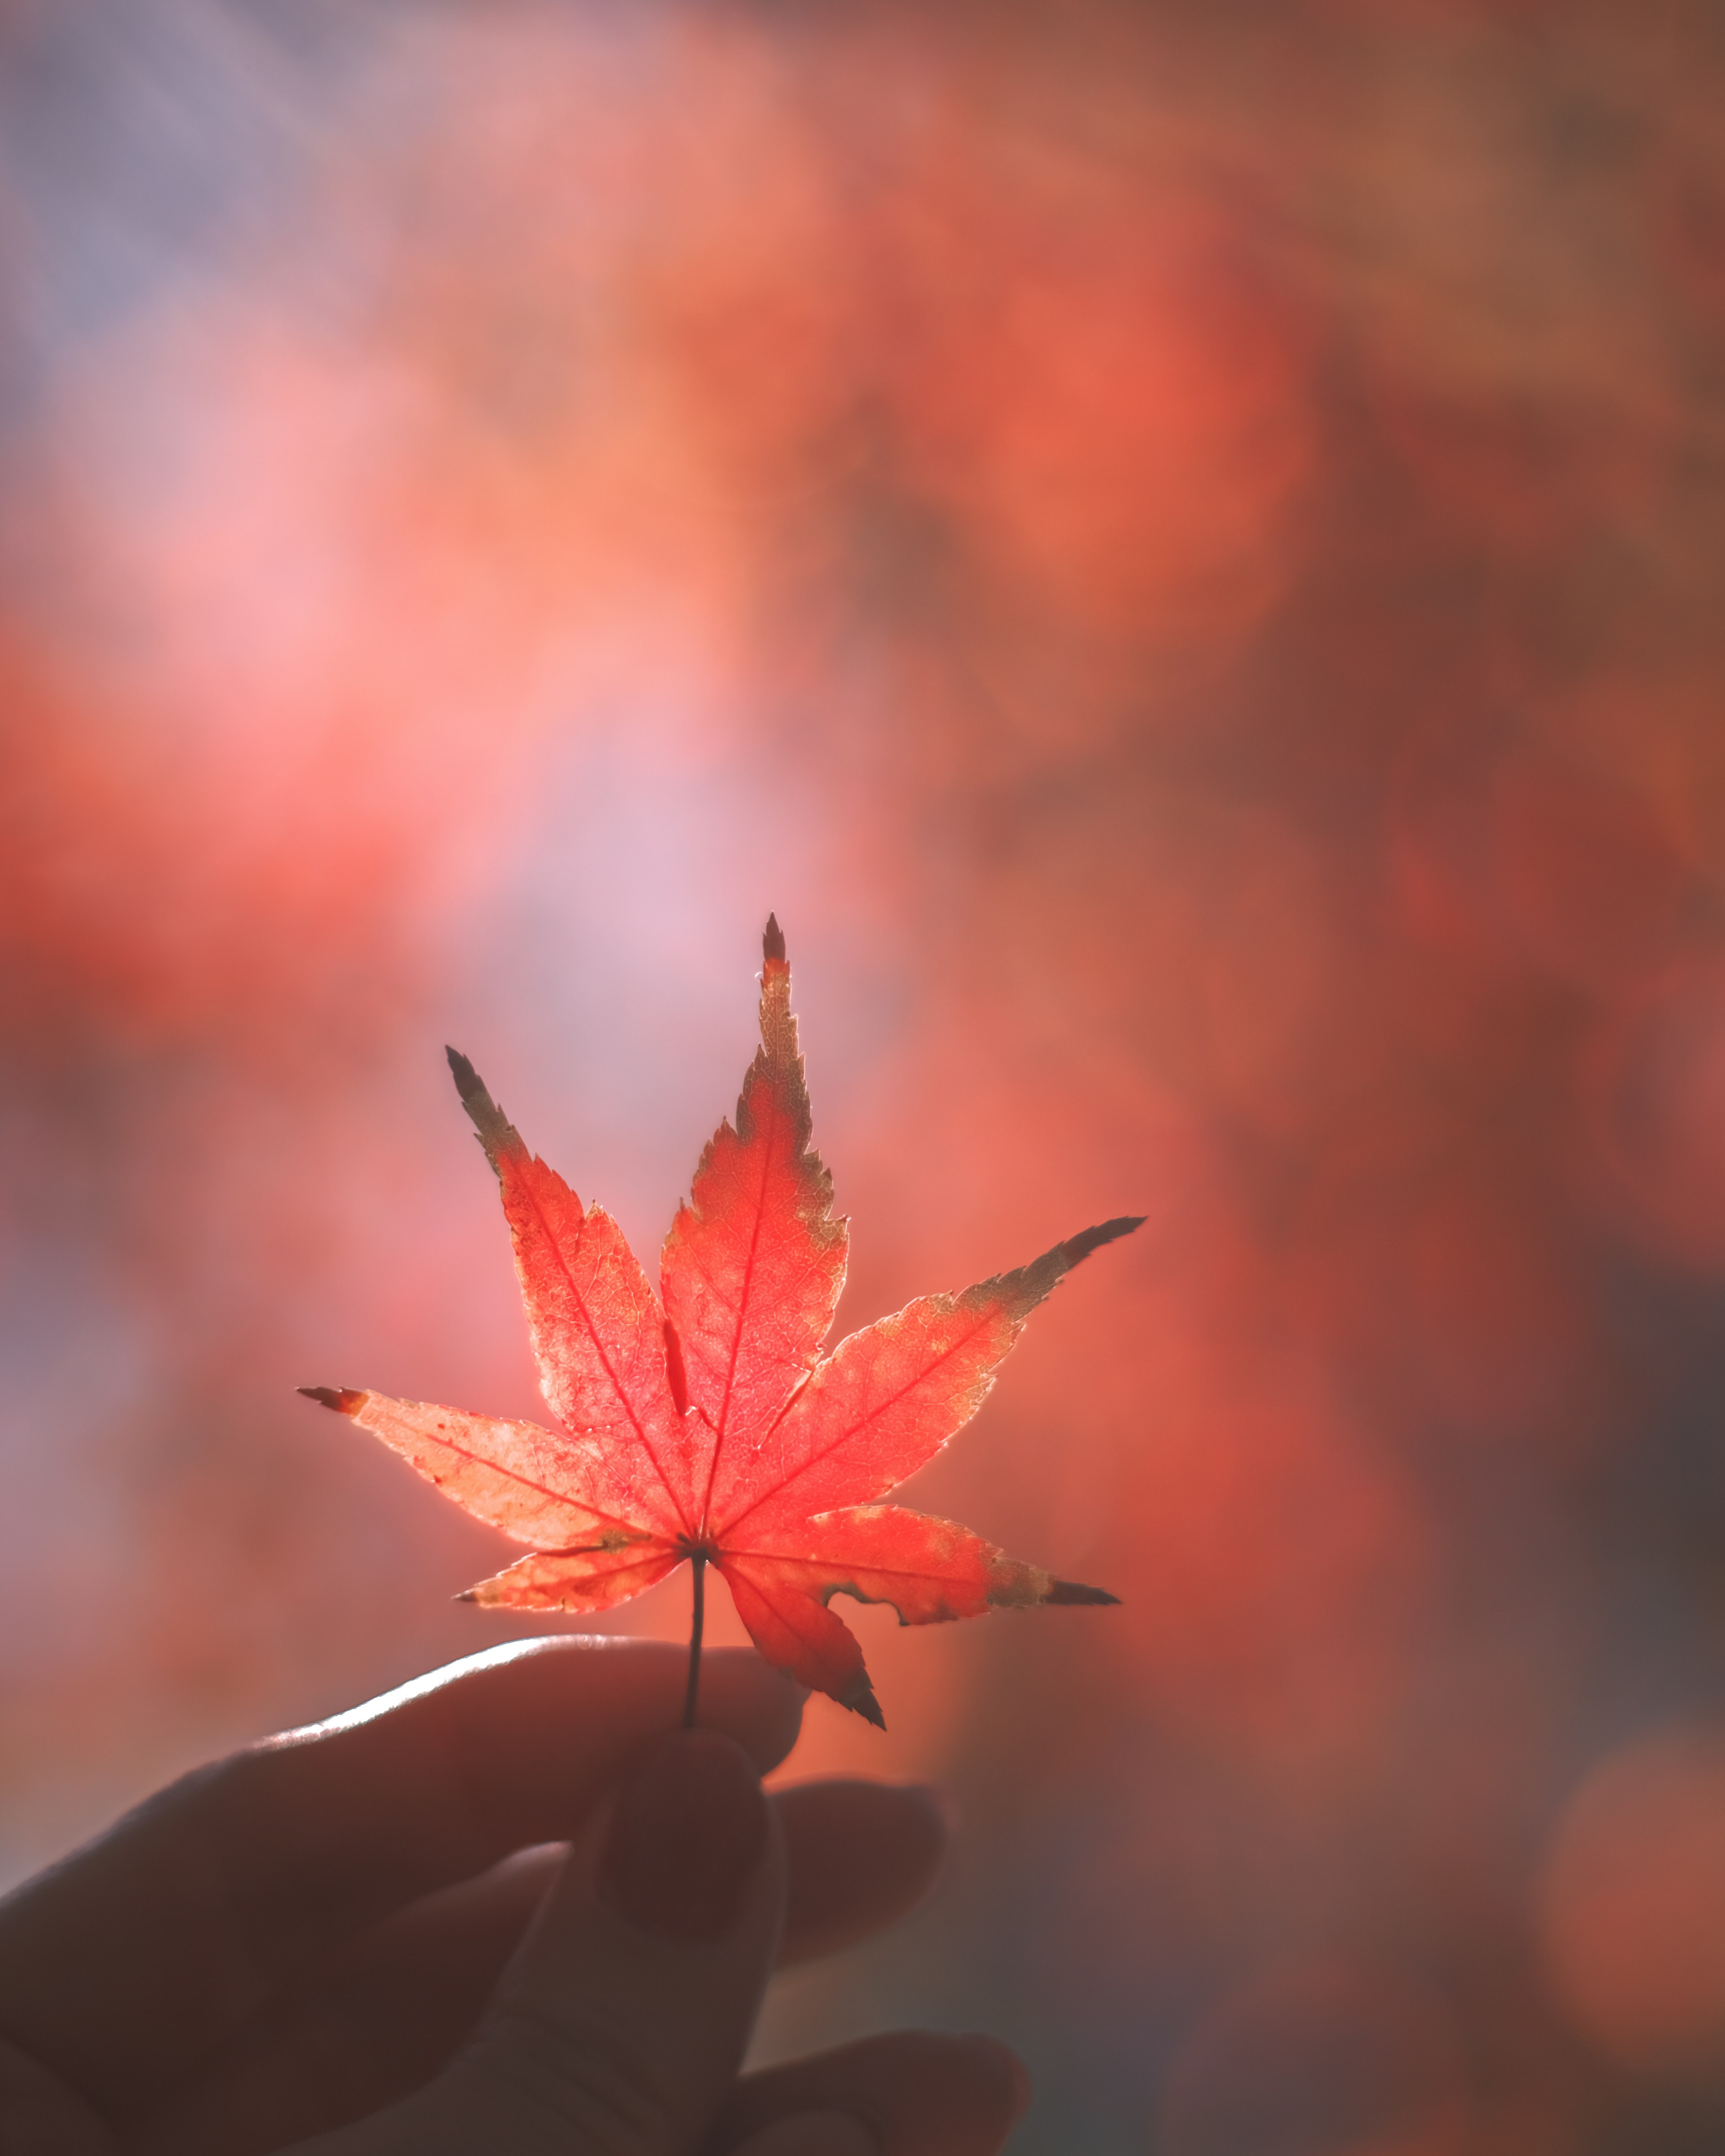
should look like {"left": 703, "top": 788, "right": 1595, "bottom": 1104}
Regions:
{"left": 305, "top": 919, "right": 1139, "bottom": 1725}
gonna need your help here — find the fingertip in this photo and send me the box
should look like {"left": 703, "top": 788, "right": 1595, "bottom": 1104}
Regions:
{"left": 958, "top": 2034, "right": 1032, "bottom": 2129}
{"left": 905, "top": 1780, "right": 960, "bottom": 1842}
{"left": 696, "top": 1648, "right": 805, "bottom": 1773}
{"left": 777, "top": 1779, "right": 955, "bottom": 1966}
{"left": 597, "top": 1730, "right": 770, "bottom": 1942}
{"left": 866, "top": 1782, "right": 955, "bottom": 1895}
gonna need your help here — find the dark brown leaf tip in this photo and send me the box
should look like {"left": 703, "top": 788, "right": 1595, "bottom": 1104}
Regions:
{"left": 446, "top": 1046, "right": 515, "bottom": 1162}
{"left": 763, "top": 913, "right": 786, "bottom": 964}
{"left": 1060, "top": 1215, "right": 1146, "bottom": 1268}
{"left": 446, "top": 1044, "right": 486, "bottom": 1111}
{"left": 844, "top": 1674, "right": 887, "bottom": 1728}
{"left": 300, "top": 1385, "right": 365, "bottom": 1415}
{"left": 1048, "top": 1579, "right": 1120, "bottom": 1606}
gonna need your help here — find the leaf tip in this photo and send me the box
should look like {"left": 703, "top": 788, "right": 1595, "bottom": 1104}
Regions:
{"left": 299, "top": 1385, "right": 365, "bottom": 1415}
{"left": 446, "top": 1046, "right": 513, "bottom": 1160}
{"left": 1047, "top": 1579, "right": 1120, "bottom": 1606}
{"left": 1061, "top": 1215, "right": 1146, "bottom": 1269}
{"left": 763, "top": 912, "right": 786, "bottom": 964}
{"left": 843, "top": 1676, "right": 887, "bottom": 1729}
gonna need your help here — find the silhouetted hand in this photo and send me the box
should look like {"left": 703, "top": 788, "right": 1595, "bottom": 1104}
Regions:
{"left": 0, "top": 1639, "right": 1027, "bottom": 2155}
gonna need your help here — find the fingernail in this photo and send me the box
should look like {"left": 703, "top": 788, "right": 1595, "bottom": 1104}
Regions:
{"left": 599, "top": 1729, "right": 769, "bottom": 1942}
{"left": 961, "top": 2033, "right": 1033, "bottom": 2125}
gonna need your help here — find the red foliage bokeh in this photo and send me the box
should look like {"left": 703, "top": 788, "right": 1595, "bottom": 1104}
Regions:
{"left": 4, "top": 4, "right": 1724, "bottom": 2147}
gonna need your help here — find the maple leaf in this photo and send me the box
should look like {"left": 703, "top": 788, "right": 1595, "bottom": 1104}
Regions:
{"left": 304, "top": 918, "right": 1140, "bottom": 1726}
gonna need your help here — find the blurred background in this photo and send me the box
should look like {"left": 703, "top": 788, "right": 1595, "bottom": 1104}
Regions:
{"left": 3, "top": 1, "right": 1725, "bottom": 2148}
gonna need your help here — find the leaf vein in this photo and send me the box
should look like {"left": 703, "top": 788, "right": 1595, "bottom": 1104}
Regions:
{"left": 518, "top": 1171, "right": 690, "bottom": 1535}
{"left": 700, "top": 1069, "right": 783, "bottom": 1529}
{"left": 716, "top": 1300, "right": 1001, "bottom": 1538}
{"left": 428, "top": 1431, "right": 656, "bottom": 1542}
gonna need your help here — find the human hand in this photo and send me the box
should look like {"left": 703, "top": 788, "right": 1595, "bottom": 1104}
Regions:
{"left": 0, "top": 1639, "right": 1027, "bottom": 2155}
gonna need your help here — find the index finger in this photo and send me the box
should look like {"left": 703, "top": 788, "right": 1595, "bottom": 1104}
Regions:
{"left": 0, "top": 1637, "right": 801, "bottom": 2124}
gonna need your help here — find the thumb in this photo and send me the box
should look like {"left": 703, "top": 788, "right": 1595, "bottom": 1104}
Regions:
{"left": 356, "top": 1729, "right": 784, "bottom": 2156}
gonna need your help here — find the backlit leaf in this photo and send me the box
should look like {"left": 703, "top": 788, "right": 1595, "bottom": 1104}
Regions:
{"left": 306, "top": 919, "right": 1139, "bottom": 1722}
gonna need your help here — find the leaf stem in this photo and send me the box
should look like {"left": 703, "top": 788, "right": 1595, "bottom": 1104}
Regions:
{"left": 682, "top": 1552, "right": 708, "bottom": 1730}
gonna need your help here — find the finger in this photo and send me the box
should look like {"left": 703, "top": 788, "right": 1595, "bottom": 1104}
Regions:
{"left": 0, "top": 1639, "right": 801, "bottom": 2124}
{"left": 348, "top": 1729, "right": 787, "bottom": 2156}
{"left": 129, "top": 1780, "right": 951, "bottom": 2156}
{"left": 0, "top": 2038, "right": 115, "bottom": 2156}
{"left": 129, "top": 1847, "right": 563, "bottom": 2156}
{"left": 709, "top": 2033, "right": 1030, "bottom": 2156}
{"left": 777, "top": 1780, "right": 950, "bottom": 1964}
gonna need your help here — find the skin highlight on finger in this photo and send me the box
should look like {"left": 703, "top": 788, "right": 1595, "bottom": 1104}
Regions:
{"left": 128, "top": 1780, "right": 953, "bottom": 2156}
{"left": 0, "top": 1639, "right": 801, "bottom": 2125}
{"left": 709, "top": 2032, "right": 1031, "bottom": 2156}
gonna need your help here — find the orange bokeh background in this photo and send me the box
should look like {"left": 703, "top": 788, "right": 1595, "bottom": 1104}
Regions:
{"left": 4, "top": 4, "right": 1725, "bottom": 2148}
